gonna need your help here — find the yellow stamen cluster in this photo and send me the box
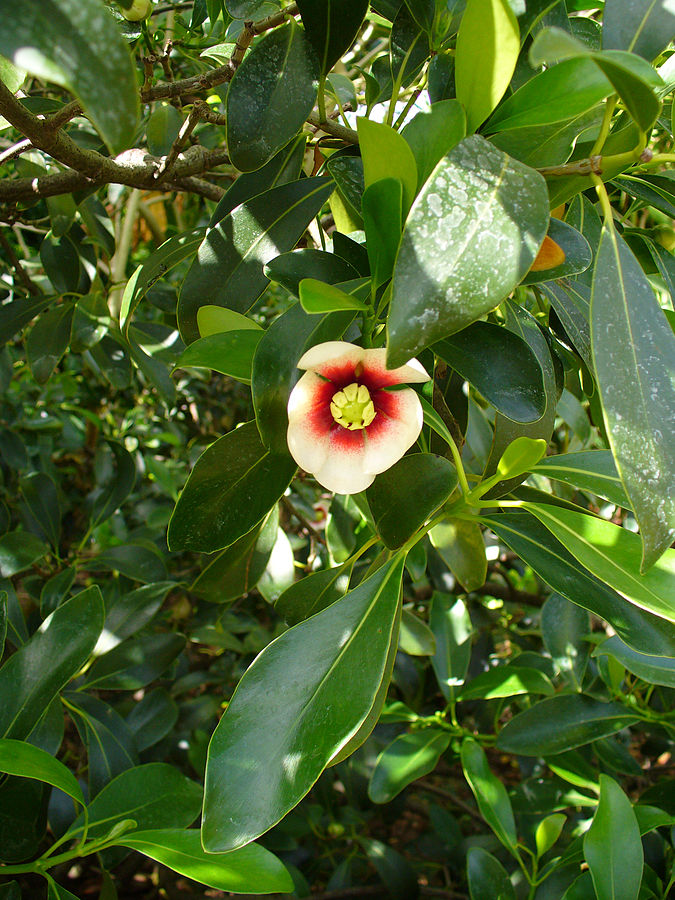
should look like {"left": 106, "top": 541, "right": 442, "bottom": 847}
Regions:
{"left": 330, "top": 382, "right": 376, "bottom": 430}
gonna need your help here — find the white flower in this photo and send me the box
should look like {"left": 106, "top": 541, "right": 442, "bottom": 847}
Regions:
{"left": 287, "top": 341, "right": 430, "bottom": 494}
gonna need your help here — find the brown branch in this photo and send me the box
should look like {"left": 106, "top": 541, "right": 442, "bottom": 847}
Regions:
{"left": 537, "top": 155, "right": 603, "bottom": 177}
{"left": 0, "top": 137, "right": 34, "bottom": 166}
{"left": 155, "top": 103, "right": 203, "bottom": 180}
{"left": 307, "top": 112, "right": 359, "bottom": 145}
{"left": 0, "top": 229, "right": 43, "bottom": 296}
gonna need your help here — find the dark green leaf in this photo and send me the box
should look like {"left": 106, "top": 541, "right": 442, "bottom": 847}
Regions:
{"left": 83, "top": 631, "right": 185, "bottom": 691}
{"left": 0, "top": 530, "right": 48, "bottom": 577}
{"left": 369, "top": 729, "right": 451, "bottom": 803}
{"left": 497, "top": 694, "right": 640, "bottom": 755}
{"left": 0, "top": 587, "right": 104, "bottom": 739}
{"left": 0, "top": 776, "right": 49, "bottom": 863}
{"left": 178, "top": 178, "right": 333, "bottom": 344}
{"left": 274, "top": 564, "right": 350, "bottom": 626}
{"left": 602, "top": 0, "right": 675, "bottom": 62}
{"left": 540, "top": 279, "right": 592, "bottom": 370}
{"left": 359, "top": 837, "right": 419, "bottom": 900}
{"left": 593, "top": 637, "right": 675, "bottom": 688}
{"left": 430, "top": 519, "right": 487, "bottom": 592}
{"left": 522, "top": 218, "right": 592, "bottom": 284}
{"left": 20, "top": 472, "right": 61, "bottom": 550}
{"left": 176, "top": 330, "right": 262, "bottom": 384}
{"left": 430, "top": 593, "right": 473, "bottom": 703}
{"left": 127, "top": 689, "right": 179, "bottom": 752}
{"left": 296, "top": 0, "right": 368, "bottom": 74}
{"left": 533, "top": 450, "right": 630, "bottom": 509}
{"left": 168, "top": 421, "right": 296, "bottom": 553}
{"left": 0, "top": 738, "right": 83, "bottom": 807}
{"left": 88, "top": 440, "right": 136, "bottom": 529}
{"left": 0, "top": 0, "right": 139, "bottom": 152}
{"left": 264, "top": 249, "right": 358, "bottom": 296}
{"left": 591, "top": 226, "right": 675, "bottom": 569}
{"left": 459, "top": 666, "right": 554, "bottom": 700}
{"left": 89, "top": 542, "right": 167, "bottom": 584}
{"left": 461, "top": 737, "right": 517, "bottom": 850}
{"left": 25, "top": 304, "right": 74, "bottom": 383}
{"left": 367, "top": 453, "right": 458, "bottom": 550}
{"left": 202, "top": 556, "right": 404, "bottom": 851}
{"left": 0, "top": 592, "right": 6, "bottom": 658}
{"left": 467, "top": 847, "right": 516, "bottom": 900}
{"left": 387, "top": 136, "right": 548, "bottom": 366}
{"left": 541, "top": 593, "right": 590, "bottom": 688}
{"left": 584, "top": 775, "right": 643, "bottom": 900}
{"left": 226, "top": 21, "right": 318, "bottom": 172}
{"left": 362, "top": 179, "right": 403, "bottom": 288}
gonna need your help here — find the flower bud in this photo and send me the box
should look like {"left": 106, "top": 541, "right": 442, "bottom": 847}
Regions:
{"left": 120, "top": 0, "right": 153, "bottom": 21}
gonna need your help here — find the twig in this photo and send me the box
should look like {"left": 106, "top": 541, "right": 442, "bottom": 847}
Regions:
{"left": 0, "top": 229, "right": 42, "bottom": 296}
{"left": 537, "top": 155, "right": 603, "bottom": 177}
{"left": 416, "top": 781, "right": 484, "bottom": 824}
{"left": 155, "top": 102, "right": 203, "bottom": 179}
{"left": 281, "top": 496, "right": 326, "bottom": 545}
{"left": 0, "top": 138, "right": 33, "bottom": 166}
{"left": 307, "top": 112, "right": 359, "bottom": 144}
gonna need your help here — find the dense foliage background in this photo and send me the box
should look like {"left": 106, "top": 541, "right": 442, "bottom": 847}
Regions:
{"left": 0, "top": 0, "right": 674, "bottom": 898}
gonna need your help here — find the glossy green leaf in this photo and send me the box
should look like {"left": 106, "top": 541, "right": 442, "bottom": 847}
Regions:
{"left": 527, "top": 503, "right": 675, "bottom": 623}
{"left": 486, "top": 57, "right": 611, "bottom": 133}
{"left": 89, "top": 542, "right": 167, "bottom": 584}
{"left": 0, "top": 738, "right": 83, "bottom": 807}
{"left": 115, "top": 829, "right": 293, "bottom": 894}
{"left": 120, "top": 228, "right": 206, "bottom": 338}
{"left": 357, "top": 118, "right": 418, "bottom": 214}
{"left": 430, "top": 593, "right": 473, "bottom": 704}
{"left": 430, "top": 519, "right": 487, "bottom": 592}
{"left": 541, "top": 593, "right": 590, "bottom": 688}
{"left": 593, "top": 637, "right": 675, "bottom": 688}
{"left": 176, "top": 330, "right": 262, "bottom": 384}
{"left": 67, "top": 763, "right": 202, "bottom": 842}
{"left": 602, "top": 0, "right": 675, "bottom": 61}
{"left": 459, "top": 665, "right": 554, "bottom": 701}
{"left": 434, "top": 321, "right": 546, "bottom": 423}
{"left": 362, "top": 179, "right": 403, "bottom": 288}
{"left": 367, "top": 453, "right": 458, "bottom": 550}
{"left": 467, "top": 847, "right": 516, "bottom": 900}
{"left": 0, "top": 295, "right": 53, "bottom": 347}
{"left": 461, "top": 737, "right": 517, "bottom": 850}
{"left": 455, "top": 0, "right": 520, "bottom": 133}
{"left": 197, "top": 306, "right": 262, "bottom": 337}
{"left": 178, "top": 178, "right": 333, "bottom": 344}
{"left": 19, "top": 472, "right": 61, "bottom": 550}
{"left": 535, "top": 813, "right": 566, "bottom": 858}
{"left": 369, "top": 729, "right": 451, "bottom": 803}
{"left": 298, "top": 279, "right": 368, "bottom": 314}
{"left": 146, "top": 103, "right": 183, "bottom": 157}
{"left": 584, "top": 776, "right": 643, "bottom": 900}
{"left": 522, "top": 218, "right": 593, "bottom": 284}
{"left": 0, "top": 530, "right": 47, "bottom": 577}
{"left": 540, "top": 278, "right": 592, "bottom": 371}
{"left": 25, "top": 304, "right": 74, "bottom": 384}
{"left": 481, "top": 509, "right": 675, "bottom": 657}
{"left": 226, "top": 21, "right": 319, "bottom": 172}
{"left": 83, "top": 631, "right": 185, "bottom": 691}
{"left": 0, "top": 0, "right": 138, "bottom": 152}
{"left": 401, "top": 100, "right": 466, "bottom": 191}
{"left": 399, "top": 609, "right": 436, "bottom": 656}
{"left": 326, "top": 153, "right": 364, "bottom": 224}
{"left": 127, "top": 689, "right": 179, "bottom": 752}
{"left": 168, "top": 421, "right": 296, "bottom": 554}
{"left": 88, "top": 440, "right": 136, "bottom": 529}
{"left": 387, "top": 136, "right": 548, "bottom": 367}
{"left": 533, "top": 450, "right": 631, "bottom": 509}
{"left": 591, "top": 225, "right": 675, "bottom": 569}
{"left": 359, "top": 836, "right": 419, "bottom": 900}
{"left": 296, "top": 0, "right": 368, "bottom": 74}
{"left": 496, "top": 437, "right": 547, "bottom": 480}
{"left": 202, "top": 556, "right": 404, "bottom": 851}
{"left": 274, "top": 564, "right": 350, "bottom": 626}
{"left": 264, "top": 249, "right": 358, "bottom": 296}
{"left": 0, "top": 586, "right": 104, "bottom": 739}
{"left": 496, "top": 695, "right": 640, "bottom": 755}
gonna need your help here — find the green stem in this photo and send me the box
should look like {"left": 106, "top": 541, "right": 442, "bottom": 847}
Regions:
{"left": 317, "top": 76, "right": 327, "bottom": 124}
{"left": 590, "top": 97, "right": 617, "bottom": 158}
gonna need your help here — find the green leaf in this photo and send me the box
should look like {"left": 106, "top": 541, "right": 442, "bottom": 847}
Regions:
{"left": 481, "top": 509, "right": 675, "bottom": 657}
{"left": 99, "top": 582, "right": 174, "bottom": 647}
{"left": 47, "top": 879, "right": 79, "bottom": 900}
{"left": 359, "top": 837, "right": 419, "bottom": 900}
{"left": 357, "top": 118, "right": 418, "bottom": 214}
{"left": 20, "top": 472, "right": 61, "bottom": 550}
{"left": 226, "top": 21, "right": 319, "bottom": 172}
{"left": 0, "top": 738, "right": 83, "bottom": 807}
{"left": 0, "top": 592, "right": 6, "bottom": 659}
{"left": 115, "top": 829, "right": 293, "bottom": 894}
{"left": 0, "top": 0, "right": 139, "bottom": 152}
{"left": 430, "top": 593, "right": 473, "bottom": 704}
{"left": 387, "top": 136, "right": 548, "bottom": 367}
{"left": 67, "top": 763, "right": 203, "bottom": 842}
{"left": 591, "top": 225, "right": 675, "bottom": 570}
{"left": 369, "top": 730, "right": 451, "bottom": 803}
{"left": 0, "top": 530, "right": 47, "bottom": 577}
{"left": 486, "top": 57, "right": 611, "bottom": 133}
{"left": 274, "top": 564, "right": 350, "bottom": 626}
{"left": 541, "top": 593, "right": 590, "bottom": 688}
{"left": 430, "top": 519, "right": 487, "bottom": 592}
{"left": 461, "top": 737, "right": 517, "bottom": 851}
{"left": 366, "top": 453, "right": 458, "bottom": 550}
{"left": 540, "top": 278, "right": 592, "bottom": 371}
{"left": 399, "top": 609, "right": 436, "bottom": 656}
{"left": 296, "top": 0, "right": 368, "bottom": 74}
{"left": 0, "top": 295, "right": 53, "bottom": 347}
{"left": 584, "top": 776, "right": 643, "bottom": 900}
{"left": 434, "top": 321, "right": 547, "bottom": 423}
{"left": 202, "top": 556, "right": 404, "bottom": 851}
{"left": 602, "top": 0, "right": 675, "bottom": 62}
{"left": 458, "top": 666, "right": 554, "bottom": 701}
{"left": 467, "top": 847, "right": 516, "bottom": 900}
{"left": 533, "top": 450, "right": 631, "bottom": 509}
{"left": 197, "top": 306, "right": 262, "bottom": 337}
{"left": 455, "top": 0, "right": 520, "bottom": 133}
{"left": 496, "top": 695, "right": 640, "bottom": 755}
{"left": 264, "top": 249, "right": 359, "bottom": 296}
{"left": 401, "top": 100, "right": 466, "bottom": 191}
{"left": 298, "top": 279, "right": 368, "bottom": 314}
{"left": 178, "top": 178, "right": 333, "bottom": 344}
{"left": 25, "top": 304, "right": 74, "bottom": 384}
{"left": 89, "top": 542, "right": 167, "bottom": 584}
{"left": 593, "top": 637, "right": 675, "bottom": 688}
{"left": 146, "top": 103, "right": 184, "bottom": 157}
{"left": 88, "top": 440, "right": 136, "bottom": 528}
{"left": 522, "top": 218, "right": 592, "bottom": 284}
{"left": 0, "top": 53, "right": 25, "bottom": 92}
{"left": 535, "top": 813, "right": 566, "bottom": 858}
{"left": 83, "top": 632, "right": 185, "bottom": 691}
{"left": 361, "top": 179, "right": 403, "bottom": 288}
{"left": 127, "top": 689, "right": 178, "bottom": 752}
{"left": 168, "top": 421, "right": 297, "bottom": 554}
{"left": 527, "top": 503, "right": 675, "bottom": 624}
{"left": 496, "top": 437, "right": 547, "bottom": 480}
{"left": 176, "top": 331, "right": 262, "bottom": 384}
{"left": 120, "top": 228, "right": 206, "bottom": 338}
{"left": 0, "top": 586, "right": 104, "bottom": 739}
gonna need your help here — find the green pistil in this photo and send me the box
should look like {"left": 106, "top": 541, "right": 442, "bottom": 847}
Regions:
{"left": 330, "top": 382, "right": 376, "bottom": 430}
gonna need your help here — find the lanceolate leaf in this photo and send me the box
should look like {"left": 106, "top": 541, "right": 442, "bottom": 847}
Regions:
{"left": 593, "top": 637, "right": 675, "bottom": 689}
{"left": 178, "top": 178, "right": 333, "bottom": 344}
{"left": 202, "top": 556, "right": 405, "bottom": 852}
{"left": 176, "top": 331, "right": 262, "bottom": 384}
{"left": 0, "top": 0, "right": 139, "bottom": 153}
{"left": 583, "top": 776, "right": 643, "bottom": 900}
{"left": 296, "top": 0, "right": 369, "bottom": 74}
{"left": 387, "top": 136, "right": 548, "bottom": 367}
{"left": 591, "top": 225, "right": 675, "bottom": 570}
{"left": 369, "top": 730, "right": 451, "bottom": 803}
{"left": 602, "top": 0, "right": 675, "bottom": 62}
{"left": 533, "top": 450, "right": 631, "bottom": 509}
{"left": 226, "top": 21, "right": 319, "bottom": 172}
{"left": 461, "top": 738, "right": 517, "bottom": 851}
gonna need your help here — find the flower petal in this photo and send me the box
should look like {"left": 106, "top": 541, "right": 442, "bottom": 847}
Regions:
{"left": 287, "top": 371, "right": 333, "bottom": 474}
{"left": 297, "top": 341, "right": 364, "bottom": 375}
{"left": 363, "top": 387, "right": 424, "bottom": 474}
{"left": 360, "top": 349, "right": 431, "bottom": 389}
{"left": 313, "top": 439, "right": 376, "bottom": 494}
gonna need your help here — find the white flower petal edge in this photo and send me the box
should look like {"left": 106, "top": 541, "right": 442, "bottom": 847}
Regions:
{"left": 297, "top": 341, "right": 363, "bottom": 371}
{"left": 362, "top": 388, "right": 424, "bottom": 475}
